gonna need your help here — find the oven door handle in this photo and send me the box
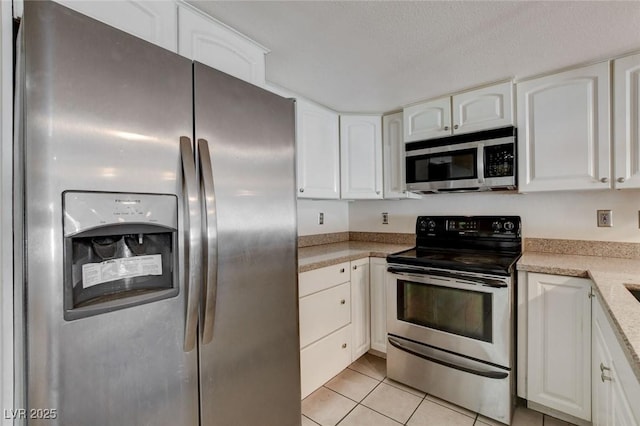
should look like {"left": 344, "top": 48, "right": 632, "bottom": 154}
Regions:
{"left": 386, "top": 267, "right": 507, "bottom": 288}
{"left": 388, "top": 336, "right": 508, "bottom": 380}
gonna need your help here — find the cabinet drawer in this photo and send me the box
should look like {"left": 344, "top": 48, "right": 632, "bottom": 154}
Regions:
{"left": 299, "top": 282, "right": 351, "bottom": 348}
{"left": 300, "top": 325, "right": 352, "bottom": 399}
{"left": 299, "top": 262, "right": 350, "bottom": 297}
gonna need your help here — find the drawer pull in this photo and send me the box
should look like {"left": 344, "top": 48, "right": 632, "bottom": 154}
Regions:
{"left": 340, "top": 268, "right": 345, "bottom": 273}
{"left": 353, "top": 265, "right": 357, "bottom": 270}
{"left": 341, "top": 343, "right": 347, "bottom": 349}
{"left": 340, "top": 299, "right": 346, "bottom": 305}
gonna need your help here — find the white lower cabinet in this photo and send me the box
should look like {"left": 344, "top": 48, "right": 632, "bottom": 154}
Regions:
{"left": 369, "top": 258, "right": 388, "bottom": 354}
{"left": 300, "top": 325, "right": 352, "bottom": 399}
{"left": 592, "top": 297, "right": 640, "bottom": 426}
{"left": 350, "top": 258, "right": 370, "bottom": 361}
{"left": 298, "top": 262, "right": 352, "bottom": 399}
{"left": 526, "top": 272, "right": 592, "bottom": 421}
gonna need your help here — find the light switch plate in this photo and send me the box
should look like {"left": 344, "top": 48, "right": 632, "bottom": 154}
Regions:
{"left": 597, "top": 210, "right": 612, "bottom": 227}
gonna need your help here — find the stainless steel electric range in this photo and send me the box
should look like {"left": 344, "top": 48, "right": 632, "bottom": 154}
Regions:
{"left": 386, "top": 216, "right": 522, "bottom": 425}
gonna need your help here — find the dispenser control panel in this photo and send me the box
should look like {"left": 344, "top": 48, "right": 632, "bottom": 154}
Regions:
{"left": 63, "top": 191, "right": 177, "bottom": 236}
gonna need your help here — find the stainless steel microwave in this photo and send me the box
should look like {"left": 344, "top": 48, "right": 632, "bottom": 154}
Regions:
{"left": 405, "top": 127, "right": 516, "bottom": 193}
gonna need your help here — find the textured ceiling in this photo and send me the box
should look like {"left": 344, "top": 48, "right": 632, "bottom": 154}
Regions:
{"left": 188, "top": 1, "right": 640, "bottom": 113}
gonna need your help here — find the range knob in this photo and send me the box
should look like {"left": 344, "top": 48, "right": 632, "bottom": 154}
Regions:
{"left": 503, "top": 221, "right": 515, "bottom": 231}
{"left": 492, "top": 221, "right": 502, "bottom": 232}
{"left": 427, "top": 220, "right": 436, "bottom": 230}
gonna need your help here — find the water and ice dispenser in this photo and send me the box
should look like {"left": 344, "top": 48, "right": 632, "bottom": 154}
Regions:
{"left": 63, "top": 191, "right": 179, "bottom": 320}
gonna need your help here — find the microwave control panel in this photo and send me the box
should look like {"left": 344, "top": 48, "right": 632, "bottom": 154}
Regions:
{"left": 484, "top": 144, "right": 515, "bottom": 178}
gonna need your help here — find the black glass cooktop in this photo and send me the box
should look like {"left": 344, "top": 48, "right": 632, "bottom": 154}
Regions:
{"left": 387, "top": 216, "right": 522, "bottom": 276}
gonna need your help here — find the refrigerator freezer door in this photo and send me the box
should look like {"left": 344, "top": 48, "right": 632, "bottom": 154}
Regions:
{"left": 194, "top": 63, "right": 300, "bottom": 426}
{"left": 21, "top": 2, "right": 198, "bottom": 424}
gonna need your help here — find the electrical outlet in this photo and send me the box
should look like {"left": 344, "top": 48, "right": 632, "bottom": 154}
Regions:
{"left": 318, "top": 212, "right": 324, "bottom": 225}
{"left": 382, "top": 212, "right": 389, "bottom": 225}
{"left": 597, "top": 210, "right": 612, "bottom": 227}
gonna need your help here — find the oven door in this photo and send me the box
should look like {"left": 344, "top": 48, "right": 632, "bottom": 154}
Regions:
{"left": 405, "top": 142, "right": 483, "bottom": 192}
{"left": 386, "top": 266, "right": 511, "bottom": 368}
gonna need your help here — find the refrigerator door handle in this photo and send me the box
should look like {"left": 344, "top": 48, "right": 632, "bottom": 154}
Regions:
{"left": 180, "top": 136, "right": 202, "bottom": 352}
{"left": 198, "top": 139, "right": 218, "bottom": 345}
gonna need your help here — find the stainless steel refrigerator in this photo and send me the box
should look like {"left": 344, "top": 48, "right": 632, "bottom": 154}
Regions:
{"left": 14, "top": 1, "right": 300, "bottom": 425}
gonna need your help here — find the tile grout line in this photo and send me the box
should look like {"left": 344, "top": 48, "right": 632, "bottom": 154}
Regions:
{"left": 302, "top": 413, "right": 321, "bottom": 426}
{"left": 334, "top": 379, "right": 384, "bottom": 426}
{"left": 357, "top": 380, "right": 417, "bottom": 425}
{"left": 402, "top": 389, "right": 427, "bottom": 425}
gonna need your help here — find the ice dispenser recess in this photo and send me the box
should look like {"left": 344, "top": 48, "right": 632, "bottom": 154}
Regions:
{"left": 63, "top": 191, "right": 179, "bottom": 320}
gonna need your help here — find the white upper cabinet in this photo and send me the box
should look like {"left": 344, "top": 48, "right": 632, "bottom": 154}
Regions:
{"left": 383, "top": 112, "right": 419, "bottom": 199}
{"left": 340, "top": 115, "right": 383, "bottom": 199}
{"left": 452, "top": 81, "right": 514, "bottom": 135}
{"left": 296, "top": 99, "right": 341, "bottom": 199}
{"left": 403, "top": 82, "right": 514, "bottom": 143}
{"left": 53, "top": 0, "right": 178, "bottom": 52}
{"left": 613, "top": 53, "right": 640, "bottom": 189}
{"left": 517, "top": 62, "right": 611, "bottom": 192}
{"left": 177, "top": 4, "right": 267, "bottom": 86}
{"left": 403, "top": 97, "right": 451, "bottom": 142}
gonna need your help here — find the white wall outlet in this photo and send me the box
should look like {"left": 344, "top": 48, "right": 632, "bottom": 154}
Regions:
{"left": 597, "top": 210, "right": 612, "bottom": 227}
{"left": 318, "top": 212, "right": 324, "bottom": 225}
{"left": 382, "top": 212, "right": 389, "bottom": 225}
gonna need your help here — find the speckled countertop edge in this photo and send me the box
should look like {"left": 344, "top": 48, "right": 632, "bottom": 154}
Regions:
{"left": 518, "top": 252, "right": 640, "bottom": 382}
{"left": 298, "top": 241, "right": 413, "bottom": 273}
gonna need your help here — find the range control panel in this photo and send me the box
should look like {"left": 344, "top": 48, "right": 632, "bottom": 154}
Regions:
{"left": 416, "top": 216, "right": 521, "bottom": 238}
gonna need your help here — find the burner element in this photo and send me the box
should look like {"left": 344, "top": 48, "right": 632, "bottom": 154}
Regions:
{"left": 453, "top": 255, "right": 498, "bottom": 265}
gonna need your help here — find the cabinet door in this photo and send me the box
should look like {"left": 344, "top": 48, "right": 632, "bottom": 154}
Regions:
{"left": 383, "top": 112, "right": 406, "bottom": 199}
{"left": 54, "top": 0, "right": 177, "bottom": 52}
{"left": 593, "top": 298, "right": 640, "bottom": 426}
{"left": 178, "top": 4, "right": 266, "bottom": 86}
{"left": 452, "top": 82, "right": 514, "bottom": 135}
{"left": 350, "top": 258, "right": 370, "bottom": 361}
{"left": 403, "top": 97, "right": 451, "bottom": 142}
{"left": 613, "top": 53, "right": 640, "bottom": 189}
{"left": 369, "top": 258, "right": 387, "bottom": 354}
{"left": 296, "top": 100, "right": 341, "bottom": 199}
{"left": 340, "top": 115, "right": 383, "bottom": 199}
{"left": 517, "top": 62, "right": 611, "bottom": 192}
{"left": 527, "top": 273, "right": 592, "bottom": 420}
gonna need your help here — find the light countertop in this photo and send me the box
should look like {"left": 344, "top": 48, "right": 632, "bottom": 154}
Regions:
{"left": 298, "top": 241, "right": 413, "bottom": 273}
{"left": 517, "top": 252, "right": 640, "bottom": 382}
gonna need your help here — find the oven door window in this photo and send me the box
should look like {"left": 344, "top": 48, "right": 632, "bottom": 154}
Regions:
{"left": 406, "top": 148, "right": 477, "bottom": 183}
{"left": 397, "top": 279, "right": 492, "bottom": 343}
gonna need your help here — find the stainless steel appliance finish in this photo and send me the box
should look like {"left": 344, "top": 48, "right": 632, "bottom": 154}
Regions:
{"left": 405, "top": 126, "right": 516, "bottom": 193}
{"left": 386, "top": 216, "right": 521, "bottom": 424}
{"left": 15, "top": 2, "right": 299, "bottom": 425}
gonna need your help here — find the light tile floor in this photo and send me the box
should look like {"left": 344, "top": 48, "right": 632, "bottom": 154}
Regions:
{"left": 302, "top": 353, "right": 576, "bottom": 426}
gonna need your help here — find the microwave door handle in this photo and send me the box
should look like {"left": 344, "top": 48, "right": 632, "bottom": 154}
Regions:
{"left": 198, "top": 139, "right": 218, "bottom": 345}
{"left": 180, "top": 136, "right": 202, "bottom": 352}
{"left": 477, "top": 143, "right": 485, "bottom": 184}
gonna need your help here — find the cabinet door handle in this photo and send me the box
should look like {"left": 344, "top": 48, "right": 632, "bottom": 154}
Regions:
{"left": 444, "top": 126, "right": 450, "bottom": 131}
{"left": 600, "top": 363, "right": 612, "bottom": 382}
{"left": 340, "top": 268, "right": 345, "bottom": 273}
{"left": 617, "top": 177, "right": 626, "bottom": 183}
{"left": 454, "top": 124, "right": 459, "bottom": 130}
{"left": 353, "top": 265, "right": 357, "bottom": 270}
{"left": 299, "top": 188, "right": 304, "bottom": 192}
{"left": 341, "top": 343, "right": 347, "bottom": 349}
{"left": 600, "top": 177, "right": 608, "bottom": 183}
{"left": 340, "top": 299, "right": 346, "bottom": 305}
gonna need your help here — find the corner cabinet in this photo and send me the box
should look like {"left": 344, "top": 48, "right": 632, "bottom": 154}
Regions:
{"left": 613, "top": 53, "right": 640, "bottom": 189}
{"left": 340, "top": 115, "right": 383, "bottom": 199}
{"left": 296, "top": 99, "right": 341, "bottom": 199}
{"left": 517, "top": 62, "right": 611, "bottom": 192}
{"left": 53, "top": 0, "right": 178, "bottom": 52}
{"left": 592, "top": 297, "right": 640, "bottom": 426}
{"left": 382, "top": 112, "right": 420, "bottom": 199}
{"left": 350, "top": 258, "right": 370, "bottom": 361}
{"left": 403, "top": 81, "right": 513, "bottom": 142}
{"left": 526, "top": 273, "right": 592, "bottom": 421}
{"left": 177, "top": 4, "right": 267, "bottom": 86}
